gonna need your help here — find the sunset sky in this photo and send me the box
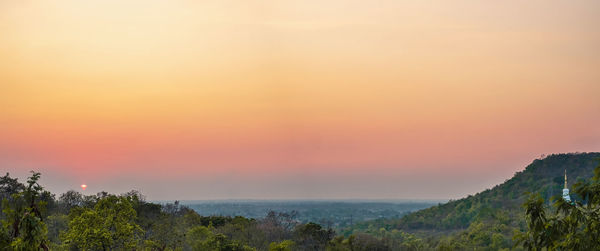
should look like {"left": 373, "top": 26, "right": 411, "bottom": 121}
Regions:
{"left": 1, "top": 0, "right": 599, "bottom": 200}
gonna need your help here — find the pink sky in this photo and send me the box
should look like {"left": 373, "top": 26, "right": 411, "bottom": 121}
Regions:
{"left": 1, "top": 0, "right": 599, "bottom": 200}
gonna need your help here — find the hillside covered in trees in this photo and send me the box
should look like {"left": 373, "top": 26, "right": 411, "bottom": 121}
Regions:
{"left": 343, "top": 152, "right": 600, "bottom": 249}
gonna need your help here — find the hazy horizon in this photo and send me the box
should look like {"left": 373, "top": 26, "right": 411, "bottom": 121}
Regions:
{"left": 2, "top": 0, "right": 599, "bottom": 200}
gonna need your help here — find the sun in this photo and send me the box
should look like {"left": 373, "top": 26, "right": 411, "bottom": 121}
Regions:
{"left": 81, "top": 184, "right": 87, "bottom": 190}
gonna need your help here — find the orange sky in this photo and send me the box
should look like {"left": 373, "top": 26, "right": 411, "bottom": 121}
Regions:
{"left": 1, "top": 0, "right": 599, "bottom": 200}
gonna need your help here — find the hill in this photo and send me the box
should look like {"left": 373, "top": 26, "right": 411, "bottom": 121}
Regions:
{"left": 343, "top": 152, "right": 600, "bottom": 249}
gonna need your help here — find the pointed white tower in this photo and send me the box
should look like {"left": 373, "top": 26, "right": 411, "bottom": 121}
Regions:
{"left": 562, "top": 169, "right": 571, "bottom": 202}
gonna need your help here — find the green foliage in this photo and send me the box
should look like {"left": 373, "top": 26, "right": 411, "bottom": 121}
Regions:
{"left": 293, "top": 222, "right": 334, "bottom": 250}
{"left": 515, "top": 159, "right": 600, "bottom": 250}
{"left": 186, "top": 225, "right": 255, "bottom": 251}
{"left": 1, "top": 171, "right": 49, "bottom": 250}
{"left": 142, "top": 201, "right": 187, "bottom": 250}
{"left": 268, "top": 240, "right": 295, "bottom": 251}
{"left": 45, "top": 214, "right": 68, "bottom": 244}
{"left": 0, "top": 173, "right": 25, "bottom": 202}
{"left": 61, "top": 194, "right": 143, "bottom": 250}
{"left": 187, "top": 225, "right": 215, "bottom": 250}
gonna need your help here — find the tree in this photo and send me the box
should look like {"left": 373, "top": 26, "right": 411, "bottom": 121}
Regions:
{"left": 268, "top": 240, "right": 294, "bottom": 251}
{"left": 1, "top": 171, "right": 49, "bottom": 250}
{"left": 0, "top": 173, "right": 25, "bottom": 202}
{"left": 62, "top": 194, "right": 143, "bottom": 250}
{"left": 515, "top": 160, "right": 600, "bottom": 250}
{"left": 57, "top": 190, "right": 84, "bottom": 214}
{"left": 258, "top": 211, "right": 297, "bottom": 243}
{"left": 187, "top": 225, "right": 214, "bottom": 250}
{"left": 187, "top": 225, "right": 255, "bottom": 251}
{"left": 293, "top": 222, "right": 334, "bottom": 250}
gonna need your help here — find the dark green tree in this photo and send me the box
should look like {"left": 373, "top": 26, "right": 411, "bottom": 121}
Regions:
{"left": 293, "top": 222, "right": 334, "bottom": 250}
{"left": 1, "top": 171, "right": 50, "bottom": 250}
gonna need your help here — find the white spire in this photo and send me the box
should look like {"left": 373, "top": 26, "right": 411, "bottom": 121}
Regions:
{"left": 564, "top": 169, "right": 568, "bottom": 189}
{"left": 563, "top": 169, "right": 571, "bottom": 202}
